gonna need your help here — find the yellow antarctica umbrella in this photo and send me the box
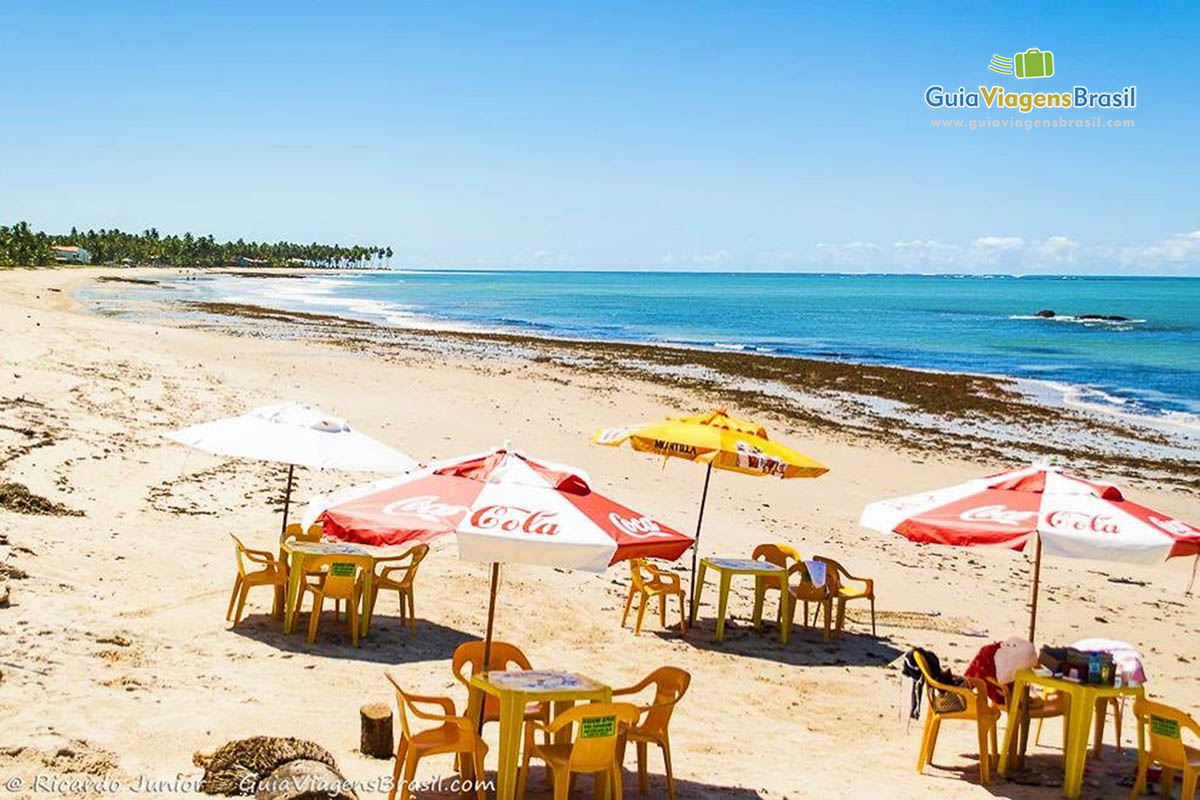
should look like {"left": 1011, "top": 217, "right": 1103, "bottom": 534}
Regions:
{"left": 593, "top": 409, "right": 828, "bottom": 619}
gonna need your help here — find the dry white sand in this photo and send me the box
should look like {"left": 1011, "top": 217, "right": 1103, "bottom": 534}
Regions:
{"left": 0, "top": 267, "right": 1196, "bottom": 799}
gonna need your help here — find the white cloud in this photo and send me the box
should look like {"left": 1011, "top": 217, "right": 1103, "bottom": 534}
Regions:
{"left": 660, "top": 249, "right": 733, "bottom": 267}
{"left": 508, "top": 249, "right": 578, "bottom": 268}
{"left": 892, "top": 239, "right": 961, "bottom": 267}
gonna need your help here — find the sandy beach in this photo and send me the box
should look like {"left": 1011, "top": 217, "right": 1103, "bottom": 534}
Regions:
{"left": 1, "top": 266, "right": 1197, "bottom": 799}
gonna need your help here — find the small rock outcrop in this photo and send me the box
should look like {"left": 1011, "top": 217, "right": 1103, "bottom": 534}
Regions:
{"left": 194, "top": 737, "right": 355, "bottom": 799}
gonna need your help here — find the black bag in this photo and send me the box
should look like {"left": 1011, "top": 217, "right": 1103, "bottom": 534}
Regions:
{"left": 903, "top": 648, "right": 966, "bottom": 719}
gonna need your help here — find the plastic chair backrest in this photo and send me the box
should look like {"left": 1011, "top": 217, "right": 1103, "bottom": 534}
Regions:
{"left": 230, "top": 534, "right": 260, "bottom": 577}
{"left": 452, "top": 640, "right": 533, "bottom": 688}
{"left": 391, "top": 543, "right": 430, "bottom": 584}
{"left": 638, "top": 667, "right": 691, "bottom": 735}
{"left": 283, "top": 522, "right": 324, "bottom": 543}
{"left": 304, "top": 555, "right": 364, "bottom": 600}
{"left": 813, "top": 556, "right": 846, "bottom": 591}
{"left": 547, "top": 703, "right": 640, "bottom": 773}
{"left": 386, "top": 673, "right": 417, "bottom": 741}
{"left": 912, "top": 650, "right": 947, "bottom": 703}
{"left": 629, "top": 559, "right": 650, "bottom": 591}
{"left": 1136, "top": 697, "right": 1199, "bottom": 768}
{"left": 752, "top": 543, "right": 800, "bottom": 568}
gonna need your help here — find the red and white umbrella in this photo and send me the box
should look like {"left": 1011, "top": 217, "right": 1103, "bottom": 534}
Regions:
{"left": 302, "top": 446, "right": 693, "bottom": 663}
{"left": 860, "top": 465, "right": 1200, "bottom": 638}
{"left": 306, "top": 446, "right": 694, "bottom": 571}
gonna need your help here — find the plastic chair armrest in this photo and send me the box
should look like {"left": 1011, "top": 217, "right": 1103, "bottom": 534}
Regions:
{"left": 404, "top": 693, "right": 457, "bottom": 720}
{"left": 242, "top": 548, "right": 277, "bottom": 565}
{"left": 378, "top": 565, "right": 412, "bottom": 582}
{"left": 612, "top": 676, "right": 655, "bottom": 697}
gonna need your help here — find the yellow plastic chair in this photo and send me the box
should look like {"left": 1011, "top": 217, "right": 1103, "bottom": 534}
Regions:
{"left": 370, "top": 543, "right": 429, "bottom": 638}
{"left": 912, "top": 651, "right": 999, "bottom": 784}
{"left": 227, "top": 534, "right": 288, "bottom": 627}
{"left": 782, "top": 561, "right": 833, "bottom": 641}
{"left": 517, "top": 702, "right": 640, "bottom": 800}
{"left": 384, "top": 672, "right": 488, "bottom": 800}
{"left": 282, "top": 522, "right": 324, "bottom": 543}
{"left": 621, "top": 559, "right": 687, "bottom": 636}
{"left": 1129, "top": 697, "right": 1200, "bottom": 800}
{"left": 299, "top": 555, "right": 366, "bottom": 646}
{"left": 750, "top": 543, "right": 801, "bottom": 630}
{"left": 613, "top": 667, "right": 690, "bottom": 800}
{"left": 452, "top": 641, "right": 551, "bottom": 735}
{"left": 814, "top": 556, "right": 876, "bottom": 637}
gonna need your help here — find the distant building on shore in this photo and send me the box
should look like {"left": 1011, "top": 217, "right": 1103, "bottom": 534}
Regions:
{"left": 51, "top": 245, "right": 91, "bottom": 264}
{"left": 232, "top": 256, "right": 270, "bottom": 267}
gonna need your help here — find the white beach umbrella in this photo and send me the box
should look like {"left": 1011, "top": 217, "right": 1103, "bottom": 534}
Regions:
{"left": 166, "top": 401, "right": 417, "bottom": 532}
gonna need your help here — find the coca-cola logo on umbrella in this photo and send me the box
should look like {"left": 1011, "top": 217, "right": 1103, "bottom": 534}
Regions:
{"left": 1045, "top": 510, "right": 1121, "bottom": 535}
{"left": 470, "top": 505, "right": 560, "bottom": 536}
{"left": 958, "top": 505, "right": 1038, "bottom": 526}
{"left": 1149, "top": 515, "right": 1198, "bottom": 537}
{"left": 381, "top": 494, "right": 468, "bottom": 523}
{"left": 608, "top": 512, "right": 670, "bottom": 538}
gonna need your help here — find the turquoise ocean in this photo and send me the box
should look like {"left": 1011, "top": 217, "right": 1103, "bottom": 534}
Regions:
{"left": 151, "top": 271, "right": 1200, "bottom": 428}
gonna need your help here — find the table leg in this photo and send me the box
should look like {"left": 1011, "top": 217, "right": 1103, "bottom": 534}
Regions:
{"left": 998, "top": 679, "right": 1028, "bottom": 777}
{"left": 1092, "top": 697, "right": 1106, "bottom": 759}
{"left": 689, "top": 562, "right": 708, "bottom": 623}
{"left": 1062, "top": 690, "right": 1096, "bottom": 799}
{"left": 714, "top": 571, "right": 732, "bottom": 642}
{"left": 495, "top": 693, "right": 525, "bottom": 800}
{"left": 283, "top": 552, "right": 304, "bottom": 635}
{"left": 778, "top": 579, "right": 791, "bottom": 644}
{"left": 360, "top": 564, "right": 374, "bottom": 637}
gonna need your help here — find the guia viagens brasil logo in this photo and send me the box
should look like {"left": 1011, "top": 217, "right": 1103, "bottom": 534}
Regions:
{"left": 925, "top": 48, "right": 1136, "bottom": 113}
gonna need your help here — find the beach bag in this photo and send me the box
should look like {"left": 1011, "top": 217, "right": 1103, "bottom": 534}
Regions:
{"left": 902, "top": 648, "right": 966, "bottom": 719}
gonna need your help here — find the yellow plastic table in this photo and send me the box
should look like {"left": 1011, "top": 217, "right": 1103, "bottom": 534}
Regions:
{"left": 690, "top": 557, "right": 791, "bottom": 643}
{"left": 998, "top": 668, "right": 1145, "bottom": 798}
{"left": 467, "top": 669, "right": 611, "bottom": 800}
{"left": 280, "top": 539, "right": 405, "bottom": 637}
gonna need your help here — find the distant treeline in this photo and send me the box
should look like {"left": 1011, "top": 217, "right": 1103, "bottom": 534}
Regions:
{"left": 0, "top": 221, "right": 392, "bottom": 268}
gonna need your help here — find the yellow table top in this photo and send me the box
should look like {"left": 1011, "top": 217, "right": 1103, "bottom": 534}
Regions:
{"left": 701, "top": 556, "right": 785, "bottom": 573}
{"left": 1014, "top": 668, "right": 1145, "bottom": 698}
{"left": 280, "top": 538, "right": 409, "bottom": 557}
{"left": 471, "top": 669, "right": 609, "bottom": 699}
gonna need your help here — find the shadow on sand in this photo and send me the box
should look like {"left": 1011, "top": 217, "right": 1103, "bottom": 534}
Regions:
{"left": 652, "top": 615, "right": 902, "bottom": 667}
{"left": 229, "top": 611, "right": 479, "bottom": 664}
{"left": 919, "top": 739, "right": 1140, "bottom": 799}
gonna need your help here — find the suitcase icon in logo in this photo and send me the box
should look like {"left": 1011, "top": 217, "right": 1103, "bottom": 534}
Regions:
{"left": 1014, "top": 48, "right": 1054, "bottom": 79}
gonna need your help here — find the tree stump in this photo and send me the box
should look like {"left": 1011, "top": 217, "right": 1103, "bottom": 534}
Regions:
{"left": 359, "top": 703, "right": 393, "bottom": 759}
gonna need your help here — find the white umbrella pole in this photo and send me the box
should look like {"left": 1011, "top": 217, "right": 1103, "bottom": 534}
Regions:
{"left": 688, "top": 463, "right": 713, "bottom": 625}
{"left": 1187, "top": 554, "right": 1198, "bottom": 596}
{"left": 1028, "top": 535, "right": 1043, "bottom": 642}
{"left": 279, "top": 464, "right": 295, "bottom": 538}
{"left": 477, "top": 562, "right": 501, "bottom": 733}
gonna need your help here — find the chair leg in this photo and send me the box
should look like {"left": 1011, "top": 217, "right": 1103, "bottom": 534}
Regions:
{"left": 1112, "top": 698, "right": 1124, "bottom": 755}
{"left": 307, "top": 594, "right": 323, "bottom": 644}
{"left": 611, "top": 763, "right": 624, "bottom": 800}
{"left": 869, "top": 596, "right": 876, "bottom": 637}
{"left": 552, "top": 766, "right": 570, "bottom": 800}
{"left": 1179, "top": 769, "right": 1196, "bottom": 800}
{"left": 406, "top": 590, "right": 417, "bottom": 637}
{"left": 662, "top": 738, "right": 676, "bottom": 800}
{"left": 473, "top": 747, "right": 487, "bottom": 800}
{"left": 976, "top": 719, "right": 991, "bottom": 784}
{"left": 1160, "top": 768, "right": 1175, "bottom": 799}
{"left": 399, "top": 750, "right": 420, "bottom": 800}
{"left": 621, "top": 586, "right": 635, "bottom": 628}
{"left": 658, "top": 593, "right": 666, "bottom": 627}
{"left": 1035, "top": 716, "right": 1044, "bottom": 746}
{"left": 388, "top": 738, "right": 408, "bottom": 800}
{"left": 226, "top": 576, "right": 242, "bottom": 621}
{"left": 917, "top": 713, "right": 935, "bottom": 773}
{"left": 636, "top": 740, "right": 648, "bottom": 793}
{"left": 348, "top": 594, "right": 359, "bottom": 647}
{"left": 634, "top": 593, "right": 648, "bottom": 636}
{"left": 1129, "top": 754, "right": 1149, "bottom": 800}
{"left": 233, "top": 582, "right": 251, "bottom": 627}
{"left": 677, "top": 592, "right": 687, "bottom": 637}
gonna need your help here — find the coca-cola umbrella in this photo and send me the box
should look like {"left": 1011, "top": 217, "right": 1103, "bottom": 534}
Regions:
{"left": 302, "top": 446, "right": 694, "bottom": 661}
{"left": 859, "top": 464, "right": 1200, "bottom": 639}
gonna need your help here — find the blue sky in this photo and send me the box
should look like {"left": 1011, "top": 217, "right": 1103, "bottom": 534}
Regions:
{"left": 2, "top": 1, "right": 1198, "bottom": 272}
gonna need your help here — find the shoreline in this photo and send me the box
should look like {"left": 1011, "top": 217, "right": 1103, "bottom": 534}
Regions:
{"left": 76, "top": 269, "right": 1200, "bottom": 489}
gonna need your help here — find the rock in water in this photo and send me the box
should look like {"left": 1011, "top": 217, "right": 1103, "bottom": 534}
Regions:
{"left": 1035, "top": 309, "right": 1056, "bottom": 318}
{"left": 194, "top": 737, "right": 352, "bottom": 797}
